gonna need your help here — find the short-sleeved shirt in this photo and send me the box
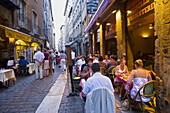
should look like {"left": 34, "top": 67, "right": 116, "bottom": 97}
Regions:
{"left": 106, "top": 60, "right": 117, "bottom": 69}
{"left": 44, "top": 52, "right": 49, "bottom": 60}
{"left": 59, "top": 53, "right": 67, "bottom": 59}
{"left": 51, "top": 53, "right": 56, "bottom": 63}
{"left": 34, "top": 51, "right": 45, "bottom": 63}
{"left": 19, "top": 59, "right": 29, "bottom": 70}
{"left": 83, "top": 72, "right": 114, "bottom": 95}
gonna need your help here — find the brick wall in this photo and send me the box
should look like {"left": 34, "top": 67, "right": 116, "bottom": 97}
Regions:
{"left": 14, "top": 0, "right": 44, "bottom": 38}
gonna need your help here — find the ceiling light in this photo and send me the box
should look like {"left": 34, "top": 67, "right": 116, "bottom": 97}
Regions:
{"left": 127, "top": 10, "right": 131, "bottom": 14}
{"left": 106, "top": 23, "right": 110, "bottom": 25}
{"left": 112, "top": 10, "right": 116, "bottom": 14}
{"left": 96, "top": 23, "right": 100, "bottom": 25}
{"left": 149, "top": 24, "right": 154, "bottom": 29}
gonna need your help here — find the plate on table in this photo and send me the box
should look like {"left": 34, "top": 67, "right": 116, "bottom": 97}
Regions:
{"left": 118, "top": 75, "right": 123, "bottom": 77}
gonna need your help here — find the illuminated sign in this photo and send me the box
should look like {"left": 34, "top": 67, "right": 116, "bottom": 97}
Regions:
{"left": 126, "top": 0, "right": 154, "bottom": 25}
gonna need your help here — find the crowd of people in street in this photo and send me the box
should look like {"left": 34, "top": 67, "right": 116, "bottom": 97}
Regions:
{"left": 5, "top": 48, "right": 67, "bottom": 81}
{"left": 69, "top": 50, "right": 155, "bottom": 112}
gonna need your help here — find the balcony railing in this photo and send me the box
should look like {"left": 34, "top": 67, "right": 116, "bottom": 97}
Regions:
{"left": 17, "top": 13, "right": 32, "bottom": 31}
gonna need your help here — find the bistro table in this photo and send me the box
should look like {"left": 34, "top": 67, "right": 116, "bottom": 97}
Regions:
{"left": 114, "top": 74, "right": 133, "bottom": 94}
{"left": 27, "top": 63, "right": 35, "bottom": 74}
{"left": 16, "top": 63, "right": 35, "bottom": 74}
{"left": 0, "top": 69, "right": 16, "bottom": 85}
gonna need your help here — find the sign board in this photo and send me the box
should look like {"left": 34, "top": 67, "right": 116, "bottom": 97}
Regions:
{"left": 87, "top": 2, "right": 98, "bottom": 14}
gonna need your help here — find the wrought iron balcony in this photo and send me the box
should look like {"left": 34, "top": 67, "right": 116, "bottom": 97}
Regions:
{"left": 17, "top": 13, "right": 32, "bottom": 31}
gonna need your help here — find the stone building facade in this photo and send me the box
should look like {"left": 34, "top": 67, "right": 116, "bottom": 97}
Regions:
{"left": 154, "top": 0, "right": 170, "bottom": 111}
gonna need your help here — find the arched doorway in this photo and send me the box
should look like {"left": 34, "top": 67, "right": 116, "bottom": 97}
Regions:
{"left": 15, "top": 40, "right": 29, "bottom": 60}
{"left": 30, "top": 42, "right": 40, "bottom": 62}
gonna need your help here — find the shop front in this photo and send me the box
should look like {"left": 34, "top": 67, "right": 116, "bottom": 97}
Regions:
{"left": 85, "top": 0, "right": 118, "bottom": 57}
{"left": 0, "top": 25, "right": 31, "bottom": 64}
{"left": 30, "top": 37, "right": 43, "bottom": 62}
{"left": 126, "top": 0, "right": 155, "bottom": 70}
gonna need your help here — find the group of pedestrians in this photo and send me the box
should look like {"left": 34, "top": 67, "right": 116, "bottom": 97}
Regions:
{"left": 34, "top": 48, "right": 57, "bottom": 80}
{"left": 33, "top": 48, "right": 67, "bottom": 80}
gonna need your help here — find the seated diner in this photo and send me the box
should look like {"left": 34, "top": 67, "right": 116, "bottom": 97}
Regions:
{"left": 127, "top": 59, "right": 152, "bottom": 102}
{"left": 115, "top": 59, "right": 129, "bottom": 100}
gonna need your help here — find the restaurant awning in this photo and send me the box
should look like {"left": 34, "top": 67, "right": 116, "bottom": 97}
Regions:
{"left": 0, "top": 25, "right": 31, "bottom": 42}
{"left": 84, "top": 0, "right": 112, "bottom": 34}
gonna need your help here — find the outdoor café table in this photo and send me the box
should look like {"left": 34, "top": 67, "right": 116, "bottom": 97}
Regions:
{"left": 114, "top": 75, "right": 133, "bottom": 94}
{"left": 27, "top": 63, "right": 35, "bottom": 74}
{"left": 0, "top": 69, "right": 16, "bottom": 85}
{"left": 16, "top": 63, "right": 35, "bottom": 74}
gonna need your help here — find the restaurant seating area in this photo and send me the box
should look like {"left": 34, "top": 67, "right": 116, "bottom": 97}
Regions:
{"left": 0, "top": 63, "right": 35, "bottom": 88}
{"left": 74, "top": 55, "right": 159, "bottom": 113}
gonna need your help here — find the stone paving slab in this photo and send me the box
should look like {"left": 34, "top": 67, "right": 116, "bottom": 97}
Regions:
{"left": 0, "top": 66, "right": 63, "bottom": 113}
{"left": 36, "top": 72, "right": 67, "bottom": 113}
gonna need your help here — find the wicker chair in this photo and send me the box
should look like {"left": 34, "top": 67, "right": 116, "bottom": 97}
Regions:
{"left": 144, "top": 65, "right": 153, "bottom": 71}
{"left": 100, "top": 67, "right": 106, "bottom": 76}
{"left": 18, "top": 65, "right": 27, "bottom": 76}
{"left": 129, "top": 80, "right": 158, "bottom": 113}
{"left": 107, "top": 66, "right": 116, "bottom": 76}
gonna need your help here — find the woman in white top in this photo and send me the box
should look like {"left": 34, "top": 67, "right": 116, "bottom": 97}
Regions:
{"left": 127, "top": 59, "right": 152, "bottom": 102}
{"left": 115, "top": 59, "right": 129, "bottom": 99}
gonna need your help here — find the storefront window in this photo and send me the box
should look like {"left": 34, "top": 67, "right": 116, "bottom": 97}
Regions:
{"left": 15, "top": 40, "right": 29, "bottom": 60}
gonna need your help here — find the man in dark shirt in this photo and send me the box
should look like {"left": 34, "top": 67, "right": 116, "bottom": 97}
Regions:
{"left": 18, "top": 56, "right": 29, "bottom": 70}
{"left": 106, "top": 55, "right": 117, "bottom": 69}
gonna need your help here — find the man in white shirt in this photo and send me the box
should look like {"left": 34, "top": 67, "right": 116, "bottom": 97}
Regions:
{"left": 71, "top": 50, "right": 75, "bottom": 65}
{"left": 77, "top": 56, "right": 86, "bottom": 70}
{"left": 83, "top": 63, "right": 114, "bottom": 97}
{"left": 34, "top": 48, "right": 45, "bottom": 80}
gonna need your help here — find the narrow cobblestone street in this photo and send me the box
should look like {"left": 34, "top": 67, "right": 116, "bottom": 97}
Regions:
{"left": 0, "top": 66, "right": 62, "bottom": 113}
{"left": 58, "top": 75, "right": 143, "bottom": 113}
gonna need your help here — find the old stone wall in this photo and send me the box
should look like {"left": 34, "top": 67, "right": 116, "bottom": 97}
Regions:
{"left": 154, "top": 0, "right": 170, "bottom": 111}
{"left": 116, "top": 4, "right": 126, "bottom": 60}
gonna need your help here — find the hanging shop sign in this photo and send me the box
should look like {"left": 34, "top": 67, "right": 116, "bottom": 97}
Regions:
{"left": 127, "top": 0, "right": 154, "bottom": 25}
{"left": 32, "top": 38, "right": 43, "bottom": 43}
{"left": 86, "top": 2, "right": 98, "bottom": 14}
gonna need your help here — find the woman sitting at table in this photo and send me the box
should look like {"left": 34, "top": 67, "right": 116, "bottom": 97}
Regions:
{"left": 127, "top": 59, "right": 152, "bottom": 102}
{"left": 18, "top": 56, "right": 29, "bottom": 70}
{"left": 81, "top": 58, "right": 93, "bottom": 80}
{"left": 115, "top": 59, "right": 129, "bottom": 100}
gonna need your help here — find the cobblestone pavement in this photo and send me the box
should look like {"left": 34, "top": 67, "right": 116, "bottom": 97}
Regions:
{"left": 58, "top": 82, "right": 143, "bottom": 113}
{"left": 0, "top": 66, "right": 63, "bottom": 113}
{"left": 58, "top": 83, "right": 85, "bottom": 113}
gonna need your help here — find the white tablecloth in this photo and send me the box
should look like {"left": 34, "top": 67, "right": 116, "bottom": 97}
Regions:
{"left": 0, "top": 69, "right": 16, "bottom": 85}
{"left": 27, "top": 63, "right": 35, "bottom": 74}
{"left": 16, "top": 63, "right": 35, "bottom": 74}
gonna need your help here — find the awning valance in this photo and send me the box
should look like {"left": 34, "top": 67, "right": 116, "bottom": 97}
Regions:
{"left": 0, "top": 25, "right": 31, "bottom": 42}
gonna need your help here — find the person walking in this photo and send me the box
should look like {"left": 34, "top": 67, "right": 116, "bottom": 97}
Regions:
{"left": 34, "top": 48, "right": 45, "bottom": 80}
{"left": 51, "top": 50, "right": 56, "bottom": 73}
{"left": 49, "top": 50, "right": 53, "bottom": 74}
{"left": 43, "top": 49, "right": 49, "bottom": 77}
{"left": 59, "top": 50, "right": 67, "bottom": 71}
